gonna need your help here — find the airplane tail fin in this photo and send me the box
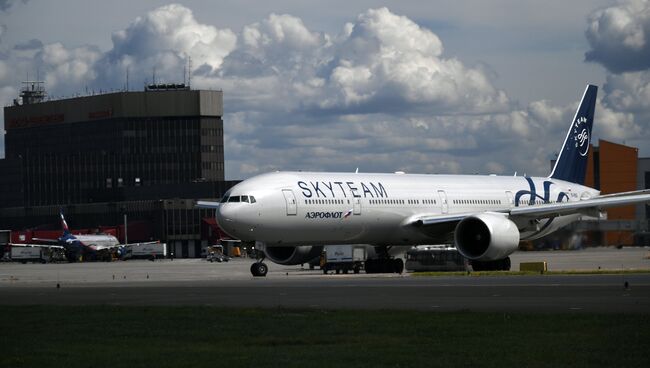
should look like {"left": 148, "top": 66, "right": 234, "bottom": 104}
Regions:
{"left": 60, "top": 209, "right": 71, "bottom": 236}
{"left": 549, "top": 84, "right": 598, "bottom": 185}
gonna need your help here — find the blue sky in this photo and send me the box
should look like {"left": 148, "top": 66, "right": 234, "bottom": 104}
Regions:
{"left": 1, "top": 0, "right": 648, "bottom": 179}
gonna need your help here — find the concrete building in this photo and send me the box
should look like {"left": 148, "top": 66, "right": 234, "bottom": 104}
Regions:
{"left": 1, "top": 83, "right": 237, "bottom": 257}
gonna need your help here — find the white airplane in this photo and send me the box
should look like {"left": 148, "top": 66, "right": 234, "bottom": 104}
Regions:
{"left": 11, "top": 211, "right": 156, "bottom": 261}
{"left": 199, "top": 85, "right": 650, "bottom": 276}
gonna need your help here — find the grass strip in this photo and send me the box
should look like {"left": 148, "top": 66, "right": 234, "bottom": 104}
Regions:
{"left": 0, "top": 306, "right": 648, "bottom": 368}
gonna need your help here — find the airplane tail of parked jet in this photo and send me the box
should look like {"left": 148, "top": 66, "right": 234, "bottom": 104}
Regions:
{"left": 60, "top": 210, "right": 71, "bottom": 236}
{"left": 549, "top": 84, "right": 597, "bottom": 185}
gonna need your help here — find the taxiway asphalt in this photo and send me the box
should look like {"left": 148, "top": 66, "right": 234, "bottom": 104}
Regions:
{"left": 1, "top": 247, "right": 649, "bottom": 312}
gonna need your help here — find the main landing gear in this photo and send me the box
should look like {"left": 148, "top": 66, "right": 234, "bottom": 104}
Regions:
{"left": 250, "top": 259, "right": 269, "bottom": 277}
{"left": 365, "top": 246, "right": 404, "bottom": 274}
{"left": 470, "top": 257, "right": 511, "bottom": 271}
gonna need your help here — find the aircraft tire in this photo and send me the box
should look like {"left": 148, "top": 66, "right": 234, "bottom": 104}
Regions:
{"left": 251, "top": 262, "right": 268, "bottom": 277}
{"left": 258, "top": 262, "right": 268, "bottom": 276}
{"left": 501, "top": 257, "right": 511, "bottom": 271}
{"left": 393, "top": 259, "right": 404, "bottom": 274}
{"left": 364, "top": 260, "right": 375, "bottom": 274}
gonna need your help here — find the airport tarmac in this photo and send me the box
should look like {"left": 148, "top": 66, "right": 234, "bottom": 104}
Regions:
{"left": 1, "top": 247, "right": 649, "bottom": 312}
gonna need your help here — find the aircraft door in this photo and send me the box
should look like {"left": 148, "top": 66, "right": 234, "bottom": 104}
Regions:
{"left": 438, "top": 190, "right": 448, "bottom": 214}
{"left": 505, "top": 191, "right": 514, "bottom": 207}
{"left": 282, "top": 189, "right": 297, "bottom": 216}
{"left": 353, "top": 197, "right": 361, "bottom": 215}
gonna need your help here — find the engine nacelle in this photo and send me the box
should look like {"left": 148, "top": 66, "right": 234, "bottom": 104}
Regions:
{"left": 454, "top": 213, "right": 520, "bottom": 261}
{"left": 264, "top": 245, "right": 323, "bottom": 265}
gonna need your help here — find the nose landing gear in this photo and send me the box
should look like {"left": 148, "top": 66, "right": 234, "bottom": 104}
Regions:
{"left": 250, "top": 259, "right": 269, "bottom": 277}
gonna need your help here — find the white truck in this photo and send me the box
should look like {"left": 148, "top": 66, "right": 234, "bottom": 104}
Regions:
{"left": 11, "top": 246, "right": 47, "bottom": 264}
{"left": 322, "top": 245, "right": 367, "bottom": 274}
{"left": 122, "top": 242, "right": 167, "bottom": 260}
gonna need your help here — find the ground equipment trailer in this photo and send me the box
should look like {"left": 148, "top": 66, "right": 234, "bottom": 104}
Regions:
{"left": 322, "top": 245, "right": 367, "bottom": 274}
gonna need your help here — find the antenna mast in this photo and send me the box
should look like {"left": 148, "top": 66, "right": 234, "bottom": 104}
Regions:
{"left": 188, "top": 56, "right": 192, "bottom": 88}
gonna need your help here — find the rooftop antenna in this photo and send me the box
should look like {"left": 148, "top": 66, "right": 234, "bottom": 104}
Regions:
{"left": 126, "top": 66, "right": 129, "bottom": 91}
{"left": 188, "top": 56, "right": 192, "bottom": 88}
{"left": 152, "top": 67, "right": 156, "bottom": 86}
{"left": 19, "top": 79, "right": 46, "bottom": 104}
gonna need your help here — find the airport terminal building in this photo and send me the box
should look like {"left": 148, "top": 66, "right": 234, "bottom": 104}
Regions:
{"left": 0, "top": 83, "right": 237, "bottom": 257}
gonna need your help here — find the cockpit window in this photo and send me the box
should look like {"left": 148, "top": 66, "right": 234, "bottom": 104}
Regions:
{"left": 220, "top": 191, "right": 231, "bottom": 203}
{"left": 224, "top": 194, "right": 256, "bottom": 204}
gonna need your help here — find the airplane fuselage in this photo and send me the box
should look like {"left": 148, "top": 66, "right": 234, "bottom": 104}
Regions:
{"left": 216, "top": 171, "right": 599, "bottom": 246}
{"left": 60, "top": 234, "right": 120, "bottom": 252}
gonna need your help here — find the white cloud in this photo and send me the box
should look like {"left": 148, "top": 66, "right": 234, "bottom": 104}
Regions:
{"left": 1, "top": 3, "right": 649, "bottom": 178}
{"left": 603, "top": 70, "right": 650, "bottom": 114}
{"left": 37, "top": 43, "right": 101, "bottom": 91}
{"left": 583, "top": 1, "right": 650, "bottom": 152}
{"left": 585, "top": 0, "right": 650, "bottom": 72}
{"left": 318, "top": 8, "right": 510, "bottom": 114}
{"left": 94, "top": 4, "right": 236, "bottom": 89}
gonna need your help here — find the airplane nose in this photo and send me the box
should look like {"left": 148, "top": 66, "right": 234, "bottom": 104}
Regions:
{"left": 216, "top": 203, "right": 244, "bottom": 238}
{"left": 216, "top": 204, "right": 235, "bottom": 228}
{"left": 216, "top": 203, "right": 258, "bottom": 241}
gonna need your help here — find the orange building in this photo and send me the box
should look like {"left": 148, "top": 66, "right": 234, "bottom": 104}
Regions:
{"left": 584, "top": 140, "right": 639, "bottom": 246}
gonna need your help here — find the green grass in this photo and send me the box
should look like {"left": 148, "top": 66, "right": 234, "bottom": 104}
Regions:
{"left": 412, "top": 269, "right": 650, "bottom": 277}
{"left": 1, "top": 306, "right": 649, "bottom": 368}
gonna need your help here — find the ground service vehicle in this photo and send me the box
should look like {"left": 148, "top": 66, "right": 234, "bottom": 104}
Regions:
{"left": 405, "top": 246, "right": 468, "bottom": 272}
{"left": 206, "top": 245, "right": 230, "bottom": 262}
{"left": 322, "top": 245, "right": 366, "bottom": 274}
{"left": 122, "top": 242, "right": 167, "bottom": 260}
{"left": 11, "top": 246, "right": 46, "bottom": 264}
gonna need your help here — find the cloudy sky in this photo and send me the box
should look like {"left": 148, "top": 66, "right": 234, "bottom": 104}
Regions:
{"left": 1, "top": 0, "right": 649, "bottom": 179}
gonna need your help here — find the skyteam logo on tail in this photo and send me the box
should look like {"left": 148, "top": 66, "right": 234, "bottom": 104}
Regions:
{"left": 549, "top": 84, "right": 597, "bottom": 185}
{"left": 573, "top": 116, "right": 589, "bottom": 157}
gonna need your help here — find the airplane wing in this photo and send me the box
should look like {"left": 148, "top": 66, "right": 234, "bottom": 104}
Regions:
{"left": 31, "top": 238, "right": 60, "bottom": 243}
{"left": 122, "top": 241, "right": 160, "bottom": 247}
{"left": 196, "top": 200, "right": 220, "bottom": 209}
{"left": 409, "top": 190, "right": 650, "bottom": 229}
{"left": 9, "top": 243, "right": 65, "bottom": 249}
{"left": 508, "top": 190, "right": 650, "bottom": 218}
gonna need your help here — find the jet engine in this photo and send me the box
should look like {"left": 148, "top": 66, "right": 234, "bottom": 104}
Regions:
{"left": 263, "top": 245, "right": 323, "bottom": 265}
{"left": 454, "top": 213, "right": 520, "bottom": 261}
